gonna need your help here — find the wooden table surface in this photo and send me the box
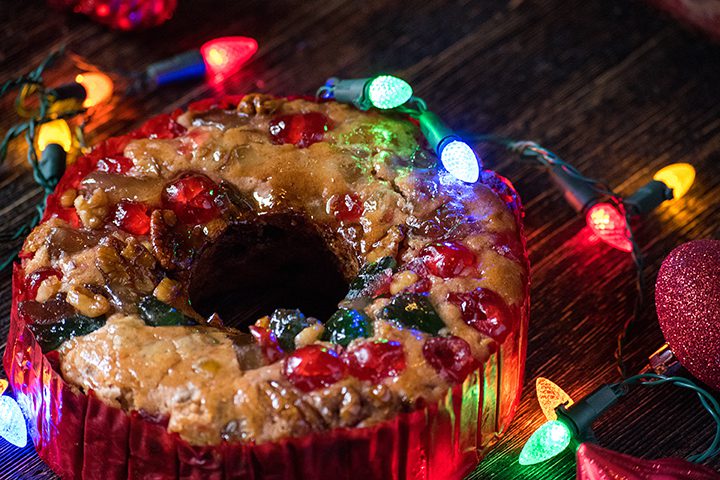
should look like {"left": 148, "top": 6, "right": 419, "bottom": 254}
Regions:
{"left": 1, "top": 0, "right": 720, "bottom": 478}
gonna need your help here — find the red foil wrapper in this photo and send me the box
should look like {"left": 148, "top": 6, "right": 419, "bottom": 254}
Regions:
{"left": 5, "top": 102, "right": 529, "bottom": 479}
{"left": 576, "top": 443, "right": 720, "bottom": 479}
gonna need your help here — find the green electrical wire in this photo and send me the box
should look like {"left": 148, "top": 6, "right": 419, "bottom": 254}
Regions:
{"left": 474, "top": 134, "right": 646, "bottom": 380}
{"left": 0, "top": 49, "right": 86, "bottom": 271}
{"left": 621, "top": 373, "right": 720, "bottom": 463}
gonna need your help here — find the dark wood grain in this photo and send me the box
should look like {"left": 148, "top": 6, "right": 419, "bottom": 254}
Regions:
{"left": 1, "top": 1, "right": 720, "bottom": 478}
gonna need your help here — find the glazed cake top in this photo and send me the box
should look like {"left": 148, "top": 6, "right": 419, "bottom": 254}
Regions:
{"left": 19, "top": 94, "right": 528, "bottom": 445}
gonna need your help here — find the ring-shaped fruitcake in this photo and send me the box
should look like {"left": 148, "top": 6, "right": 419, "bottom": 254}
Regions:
{"left": 8, "top": 94, "right": 529, "bottom": 479}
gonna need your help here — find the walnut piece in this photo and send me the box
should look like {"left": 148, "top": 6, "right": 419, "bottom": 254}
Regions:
{"left": 59, "top": 188, "right": 77, "bottom": 208}
{"left": 236, "top": 94, "right": 280, "bottom": 116}
{"left": 74, "top": 189, "right": 109, "bottom": 229}
{"left": 66, "top": 285, "right": 110, "bottom": 317}
{"left": 35, "top": 276, "right": 61, "bottom": 302}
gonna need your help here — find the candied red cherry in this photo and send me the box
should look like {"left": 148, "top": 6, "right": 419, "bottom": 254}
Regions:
{"left": 269, "top": 112, "right": 330, "bottom": 148}
{"left": 327, "top": 193, "right": 364, "bottom": 223}
{"left": 138, "top": 112, "right": 187, "bottom": 139}
{"left": 96, "top": 155, "right": 133, "bottom": 174}
{"left": 162, "top": 173, "right": 222, "bottom": 225}
{"left": 249, "top": 325, "right": 284, "bottom": 363}
{"left": 25, "top": 268, "right": 62, "bottom": 300}
{"left": 283, "top": 345, "right": 346, "bottom": 392}
{"left": 343, "top": 340, "right": 406, "bottom": 383}
{"left": 447, "top": 288, "right": 511, "bottom": 343}
{"left": 419, "top": 241, "right": 476, "bottom": 278}
{"left": 111, "top": 201, "right": 151, "bottom": 235}
{"left": 422, "top": 336, "right": 478, "bottom": 383}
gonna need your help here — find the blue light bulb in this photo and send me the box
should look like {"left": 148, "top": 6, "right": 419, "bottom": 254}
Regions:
{"left": 440, "top": 140, "right": 480, "bottom": 183}
{"left": 0, "top": 395, "right": 27, "bottom": 448}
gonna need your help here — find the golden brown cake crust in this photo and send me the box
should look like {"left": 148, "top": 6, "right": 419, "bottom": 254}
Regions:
{"left": 19, "top": 95, "right": 528, "bottom": 446}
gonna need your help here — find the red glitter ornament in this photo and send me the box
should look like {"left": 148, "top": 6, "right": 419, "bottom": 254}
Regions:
{"left": 283, "top": 345, "right": 347, "bottom": 392}
{"left": 576, "top": 443, "right": 719, "bottom": 480}
{"left": 48, "top": 0, "right": 177, "bottom": 30}
{"left": 656, "top": 239, "right": 720, "bottom": 391}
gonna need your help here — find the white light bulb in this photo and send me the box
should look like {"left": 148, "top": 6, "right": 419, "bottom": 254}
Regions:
{"left": 0, "top": 395, "right": 27, "bottom": 447}
{"left": 440, "top": 140, "right": 480, "bottom": 183}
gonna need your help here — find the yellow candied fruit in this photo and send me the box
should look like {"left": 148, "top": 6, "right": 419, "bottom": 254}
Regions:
{"left": 390, "top": 270, "right": 419, "bottom": 295}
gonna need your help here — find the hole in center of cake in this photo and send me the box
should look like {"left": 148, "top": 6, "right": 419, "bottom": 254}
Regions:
{"left": 188, "top": 213, "right": 352, "bottom": 329}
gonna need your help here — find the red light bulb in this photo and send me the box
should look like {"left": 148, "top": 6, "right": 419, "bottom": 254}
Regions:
{"left": 586, "top": 202, "right": 632, "bottom": 252}
{"left": 200, "top": 36, "right": 258, "bottom": 82}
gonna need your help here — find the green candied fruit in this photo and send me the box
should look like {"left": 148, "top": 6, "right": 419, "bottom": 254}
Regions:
{"left": 269, "top": 309, "right": 313, "bottom": 351}
{"left": 346, "top": 256, "right": 397, "bottom": 300}
{"left": 380, "top": 293, "right": 444, "bottom": 334}
{"left": 138, "top": 296, "right": 198, "bottom": 327}
{"left": 28, "top": 314, "right": 106, "bottom": 351}
{"left": 321, "top": 308, "right": 373, "bottom": 347}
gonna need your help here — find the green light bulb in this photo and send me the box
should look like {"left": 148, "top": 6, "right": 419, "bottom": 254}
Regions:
{"left": 518, "top": 420, "right": 572, "bottom": 466}
{"left": 366, "top": 75, "right": 413, "bottom": 109}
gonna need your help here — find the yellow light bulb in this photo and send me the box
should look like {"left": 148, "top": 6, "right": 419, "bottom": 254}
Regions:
{"left": 75, "top": 71, "right": 113, "bottom": 108}
{"left": 536, "top": 377, "right": 574, "bottom": 421}
{"left": 653, "top": 163, "right": 695, "bottom": 200}
{"left": 0, "top": 379, "right": 7, "bottom": 396}
{"left": 37, "top": 119, "right": 72, "bottom": 153}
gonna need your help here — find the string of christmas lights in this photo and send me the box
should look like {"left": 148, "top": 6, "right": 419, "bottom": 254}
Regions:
{"left": 0, "top": 50, "right": 83, "bottom": 270}
{"left": 520, "top": 375, "right": 720, "bottom": 466}
{"left": 0, "top": 37, "right": 259, "bottom": 270}
{"left": 320, "top": 74, "right": 699, "bottom": 381}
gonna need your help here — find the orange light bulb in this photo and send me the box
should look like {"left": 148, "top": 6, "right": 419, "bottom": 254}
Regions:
{"left": 37, "top": 119, "right": 73, "bottom": 153}
{"left": 536, "top": 377, "right": 574, "bottom": 421}
{"left": 75, "top": 72, "right": 114, "bottom": 108}
{"left": 586, "top": 202, "right": 632, "bottom": 252}
{"left": 653, "top": 163, "right": 695, "bottom": 200}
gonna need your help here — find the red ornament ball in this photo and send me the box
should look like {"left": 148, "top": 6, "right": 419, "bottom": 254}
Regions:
{"left": 656, "top": 239, "right": 720, "bottom": 390}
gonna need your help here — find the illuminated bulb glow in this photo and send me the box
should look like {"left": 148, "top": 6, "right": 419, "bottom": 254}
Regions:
{"left": 586, "top": 203, "right": 632, "bottom": 252}
{"left": 653, "top": 163, "right": 695, "bottom": 200}
{"left": 0, "top": 380, "right": 6, "bottom": 396}
{"left": 200, "top": 36, "right": 258, "bottom": 81}
{"left": 75, "top": 72, "right": 114, "bottom": 108}
{"left": 440, "top": 140, "right": 480, "bottom": 183}
{"left": 366, "top": 75, "right": 413, "bottom": 109}
{"left": 519, "top": 420, "right": 572, "bottom": 465}
{"left": 37, "top": 119, "right": 72, "bottom": 153}
{"left": 536, "top": 377, "right": 574, "bottom": 421}
{"left": 0, "top": 395, "right": 26, "bottom": 448}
